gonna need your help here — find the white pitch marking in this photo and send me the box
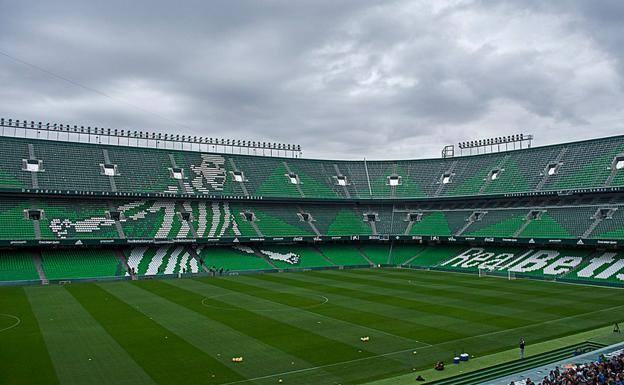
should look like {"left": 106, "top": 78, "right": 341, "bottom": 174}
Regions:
{"left": 218, "top": 301, "right": 624, "bottom": 385}
{"left": 400, "top": 267, "right": 624, "bottom": 291}
{"left": 0, "top": 314, "right": 21, "bottom": 333}
{"left": 200, "top": 286, "right": 432, "bottom": 349}
{"left": 218, "top": 344, "right": 427, "bottom": 385}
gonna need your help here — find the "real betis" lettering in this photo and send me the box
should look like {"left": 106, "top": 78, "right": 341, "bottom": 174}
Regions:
{"left": 440, "top": 248, "right": 624, "bottom": 281}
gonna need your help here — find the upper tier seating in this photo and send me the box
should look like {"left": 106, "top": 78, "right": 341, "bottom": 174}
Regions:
{"left": 2, "top": 134, "right": 624, "bottom": 199}
{"left": 2, "top": 196, "right": 624, "bottom": 241}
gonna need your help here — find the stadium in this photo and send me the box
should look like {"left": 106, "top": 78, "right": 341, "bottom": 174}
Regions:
{"left": 1, "top": 117, "right": 624, "bottom": 385}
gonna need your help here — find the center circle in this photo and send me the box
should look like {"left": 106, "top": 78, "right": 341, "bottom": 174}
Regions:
{"left": 0, "top": 314, "right": 21, "bottom": 333}
{"left": 201, "top": 292, "right": 329, "bottom": 312}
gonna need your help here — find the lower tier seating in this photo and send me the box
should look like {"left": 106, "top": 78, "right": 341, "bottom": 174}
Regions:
{"left": 258, "top": 245, "right": 334, "bottom": 269}
{"left": 41, "top": 249, "right": 124, "bottom": 280}
{"left": 317, "top": 244, "right": 370, "bottom": 266}
{"left": 196, "top": 246, "right": 273, "bottom": 271}
{"left": 0, "top": 251, "right": 39, "bottom": 281}
{"left": 404, "top": 245, "right": 468, "bottom": 267}
{"left": 387, "top": 244, "right": 426, "bottom": 265}
{"left": 126, "top": 245, "right": 200, "bottom": 276}
{"left": 1, "top": 244, "right": 624, "bottom": 287}
{"left": 359, "top": 244, "right": 392, "bottom": 265}
{"left": 435, "top": 245, "right": 624, "bottom": 286}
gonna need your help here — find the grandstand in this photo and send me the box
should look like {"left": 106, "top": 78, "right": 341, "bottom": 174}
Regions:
{"left": 2, "top": 130, "right": 624, "bottom": 200}
{"left": 2, "top": 122, "right": 624, "bottom": 385}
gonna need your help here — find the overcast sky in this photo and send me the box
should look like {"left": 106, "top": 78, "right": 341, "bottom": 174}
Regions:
{"left": 1, "top": 0, "right": 623, "bottom": 160}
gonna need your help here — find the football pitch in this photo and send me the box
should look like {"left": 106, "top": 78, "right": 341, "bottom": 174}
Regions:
{"left": 2, "top": 268, "right": 624, "bottom": 385}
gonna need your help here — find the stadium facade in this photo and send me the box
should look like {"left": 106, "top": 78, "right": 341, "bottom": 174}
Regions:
{"left": 1, "top": 120, "right": 624, "bottom": 286}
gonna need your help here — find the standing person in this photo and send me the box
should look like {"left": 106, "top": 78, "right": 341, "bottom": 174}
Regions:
{"left": 519, "top": 338, "right": 525, "bottom": 359}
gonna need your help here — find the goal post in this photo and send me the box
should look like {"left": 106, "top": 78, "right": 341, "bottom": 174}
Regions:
{"left": 478, "top": 268, "right": 515, "bottom": 280}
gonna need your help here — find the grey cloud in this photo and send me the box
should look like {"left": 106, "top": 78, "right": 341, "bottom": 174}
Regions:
{"left": 0, "top": 0, "right": 623, "bottom": 160}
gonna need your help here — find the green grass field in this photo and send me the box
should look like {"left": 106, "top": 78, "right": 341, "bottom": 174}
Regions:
{"left": 1, "top": 268, "right": 624, "bottom": 385}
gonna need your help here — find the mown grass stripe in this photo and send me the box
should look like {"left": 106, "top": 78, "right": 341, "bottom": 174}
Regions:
{"left": 141, "top": 279, "right": 369, "bottom": 364}
{"left": 215, "top": 274, "right": 462, "bottom": 343}
{"left": 253, "top": 272, "right": 513, "bottom": 336}
{"left": 161, "top": 278, "right": 422, "bottom": 385}
{"left": 347, "top": 268, "right": 624, "bottom": 317}
{"left": 353, "top": 268, "right": 623, "bottom": 312}
{"left": 25, "top": 286, "right": 154, "bottom": 385}
{"left": 257, "top": 272, "right": 522, "bottom": 334}
{"left": 348, "top": 269, "right": 596, "bottom": 300}
{"left": 301, "top": 270, "right": 563, "bottom": 328}
{"left": 3, "top": 267, "right": 624, "bottom": 385}
{"left": 354, "top": 268, "right": 623, "bottom": 304}
{"left": 202, "top": 274, "right": 624, "bottom": 384}
{"left": 347, "top": 268, "right": 586, "bottom": 302}
{"left": 100, "top": 281, "right": 311, "bottom": 380}
{"left": 308, "top": 268, "right": 619, "bottom": 340}
{"left": 310, "top": 273, "right": 552, "bottom": 316}
{"left": 142, "top": 279, "right": 405, "bottom": 384}
{"left": 235, "top": 273, "right": 466, "bottom": 334}
{"left": 310, "top": 269, "right": 598, "bottom": 321}
{"left": 66, "top": 283, "right": 243, "bottom": 385}
{"left": 0, "top": 287, "right": 58, "bottom": 385}
{"left": 192, "top": 276, "right": 427, "bottom": 352}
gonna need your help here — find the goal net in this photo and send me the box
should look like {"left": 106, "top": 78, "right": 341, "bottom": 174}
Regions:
{"left": 478, "top": 268, "right": 516, "bottom": 280}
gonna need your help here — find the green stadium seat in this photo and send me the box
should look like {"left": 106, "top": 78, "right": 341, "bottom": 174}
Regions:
{"left": 1, "top": 134, "right": 624, "bottom": 199}
{"left": 0, "top": 251, "right": 39, "bottom": 281}
{"left": 40, "top": 249, "right": 123, "bottom": 280}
